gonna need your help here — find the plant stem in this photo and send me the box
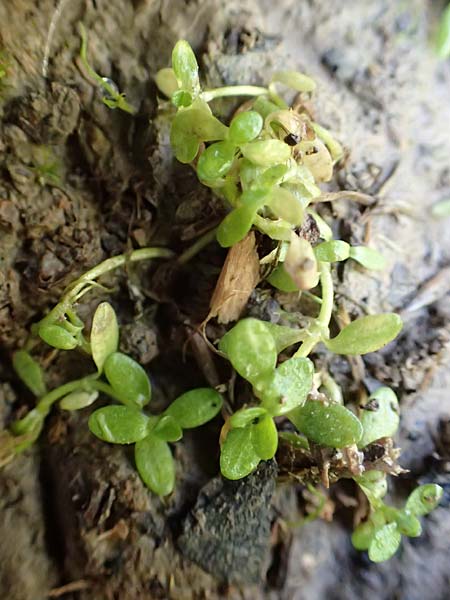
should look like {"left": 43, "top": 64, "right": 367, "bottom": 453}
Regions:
{"left": 177, "top": 227, "right": 218, "bottom": 265}
{"left": 38, "top": 247, "right": 174, "bottom": 327}
{"left": 202, "top": 85, "right": 268, "bottom": 102}
{"left": 294, "top": 262, "right": 333, "bottom": 358}
{"left": 12, "top": 375, "right": 132, "bottom": 436}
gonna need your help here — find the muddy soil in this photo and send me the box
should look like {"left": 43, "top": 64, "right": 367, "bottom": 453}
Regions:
{"left": 0, "top": 0, "right": 449, "bottom": 599}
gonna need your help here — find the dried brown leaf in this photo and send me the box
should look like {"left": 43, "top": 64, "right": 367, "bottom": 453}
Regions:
{"left": 208, "top": 231, "right": 260, "bottom": 324}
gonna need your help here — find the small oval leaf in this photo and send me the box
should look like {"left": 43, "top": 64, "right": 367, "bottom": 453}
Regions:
{"left": 405, "top": 484, "right": 443, "bottom": 516}
{"left": 220, "top": 426, "right": 260, "bottom": 480}
{"left": 267, "top": 264, "right": 299, "bottom": 292}
{"left": 13, "top": 350, "right": 47, "bottom": 397}
{"left": 261, "top": 322, "right": 306, "bottom": 353}
{"left": 153, "top": 415, "right": 183, "bottom": 442}
{"left": 229, "top": 406, "right": 268, "bottom": 429}
{"left": 251, "top": 414, "right": 278, "bottom": 460}
{"left": 219, "top": 318, "right": 277, "bottom": 384}
{"left": 38, "top": 324, "right": 78, "bottom": 350}
{"left": 165, "top": 387, "right": 223, "bottom": 429}
{"left": 314, "top": 240, "right": 350, "bottom": 263}
{"left": 272, "top": 70, "right": 316, "bottom": 93}
{"left": 394, "top": 510, "right": 422, "bottom": 537}
{"left": 324, "top": 313, "right": 403, "bottom": 355}
{"left": 197, "top": 141, "right": 235, "bottom": 181}
{"left": 91, "top": 302, "right": 119, "bottom": 372}
{"left": 60, "top": 389, "right": 98, "bottom": 411}
{"left": 241, "top": 140, "right": 291, "bottom": 167}
{"left": 358, "top": 387, "right": 400, "bottom": 448}
{"left": 229, "top": 111, "right": 263, "bottom": 145}
{"left": 289, "top": 400, "right": 363, "bottom": 448}
{"left": 88, "top": 405, "right": 150, "bottom": 444}
{"left": 172, "top": 40, "right": 199, "bottom": 93}
{"left": 104, "top": 352, "right": 151, "bottom": 408}
{"left": 351, "top": 520, "right": 375, "bottom": 551}
{"left": 255, "top": 356, "right": 314, "bottom": 416}
{"left": 135, "top": 434, "right": 175, "bottom": 496}
{"left": 368, "top": 523, "right": 401, "bottom": 563}
{"left": 349, "top": 246, "right": 387, "bottom": 271}
{"left": 154, "top": 67, "right": 179, "bottom": 97}
{"left": 216, "top": 189, "right": 268, "bottom": 247}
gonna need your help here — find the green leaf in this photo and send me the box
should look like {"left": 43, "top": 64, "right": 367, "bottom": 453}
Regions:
{"left": 272, "top": 70, "right": 316, "bottom": 93}
{"left": 251, "top": 414, "right": 278, "bottom": 460}
{"left": 91, "top": 302, "right": 119, "bottom": 372}
{"left": 405, "top": 484, "right": 443, "bottom": 516}
{"left": 368, "top": 523, "right": 401, "bottom": 562}
{"left": 60, "top": 389, "right": 98, "bottom": 410}
{"left": 171, "top": 40, "right": 199, "bottom": 93}
{"left": 349, "top": 246, "right": 387, "bottom": 270}
{"left": 253, "top": 96, "right": 280, "bottom": 119}
{"left": 355, "top": 471, "right": 387, "bottom": 507}
{"left": 165, "top": 387, "right": 223, "bottom": 429}
{"left": 259, "top": 164, "right": 290, "bottom": 188}
{"left": 278, "top": 430, "right": 309, "bottom": 450}
{"left": 104, "top": 352, "right": 151, "bottom": 408}
{"left": 197, "top": 141, "right": 236, "bottom": 181}
{"left": 394, "top": 510, "right": 422, "bottom": 537}
{"left": 436, "top": 4, "right": 450, "bottom": 59}
{"left": 13, "top": 350, "right": 47, "bottom": 396}
{"left": 431, "top": 199, "right": 450, "bottom": 217}
{"left": 154, "top": 67, "right": 179, "bottom": 97}
{"left": 219, "top": 318, "right": 277, "bottom": 384}
{"left": 241, "top": 140, "right": 291, "bottom": 166}
{"left": 229, "top": 111, "right": 263, "bottom": 145}
{"left": 267, "top": 264, "right": 299, "bottom": 292}
{"left": 351, "top": 520, "right": 375, "bottom": 551}
{"left": 229, "top": 406, "right": 268, "bottom": 429}
{"left": 216, "top": 189, "right": 268, "bottom": 247}
{"left": 358, "top": 387, "right": 400, "bottom": 448}
{"left": 254, "top": 356, "right": 314, "bottom": 416}
{"left": 324, "top": 313, "right": 403, "bottom": 355}
{"left": 170, "top": 108, "right": 228, "bottom": 163}
{"left": 172, "top": 89, "right": 193, "bottom": 107}
{"left": 289, "top": 400, "right": 363, "bottom": 448}
{"left": 153, "top": 415, "right": 183, "bottom": 442}
{"left": 38, "top": 324, "right": 78, "bottom": 350}
{"left": 220, "top": 426, "right": 260, "bottom": 480}
{"left": 135, "top": 434, "right": 175, "bottom": 496}
{"left": 88, "top": 405, "right": 150, "bottom": 444}
{"left": 267, "top": 186, "right": 304, "bottom": 226}
{"left": 314, "top": 240, "right": 350, "bottom": 262}
{"left": 262, "top": 322, "right": 306, "bottom": 353}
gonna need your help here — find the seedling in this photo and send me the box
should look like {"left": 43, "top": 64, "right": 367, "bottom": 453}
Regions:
{"left": 153, "top": 40, "right": 442, "bottom": 560}
{"left": 1, "top": 38, "right": 442, "bottom": 566}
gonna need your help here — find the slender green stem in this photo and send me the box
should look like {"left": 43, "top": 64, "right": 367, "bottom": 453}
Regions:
{"left": 202, "top": 85, "right": 268, "bottom": 102}
{"left": 38, "top": 247, "right": 174, "bottom": 327}
{"left": 12, "top": 375, "right": 133, "bottom": 437}
{"left": 294, "top": 262, "right": 333, "bottom": 358}
{"left": 177, "top": 228, "right": 218, "bottom": 265}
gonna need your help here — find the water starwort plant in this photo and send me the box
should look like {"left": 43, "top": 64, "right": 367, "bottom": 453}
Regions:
{"left": 1, "top": 36, "right": 442, "bottom": 565}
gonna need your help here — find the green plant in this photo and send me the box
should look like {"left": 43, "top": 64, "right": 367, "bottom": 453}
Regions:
{"left": 78, "top": 23, "right": 135, "bottom": 114}
{"left": 2, "top": 38, "right": 443, "bottom": 564}
{"left": 4, "top": 246, "right": 223, "bottom": 496}
{"left": 153, "top": 40, "right": 442, "bottom": 559}
{"left": 436, "top": 3, "right": 450, "bottom": 59}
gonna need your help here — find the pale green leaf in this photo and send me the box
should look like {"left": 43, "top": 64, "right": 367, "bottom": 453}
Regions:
{"left": 60, "top": 390, "right": 98, "bottom": 410}
{"left": 241, "top": 139, "right": 291, "bottom": 166}
{"left": 164, "top": 387, "right": 223, "bottom": 429}
{"left": 135, "top": 434, "right": 175, "bottom": 496}
{"left": 88, "top": 405, "right": 150, "bottom": 444}
{"left": 153, "top": 415, "right": 183, "bottom": 442}
{"left": 251, "top": 414, "right": 278, "bottom": 460}
{"left": 314, "top": 240, "right": 350, "bottom": 262}
{"left": 358, "top": 387, "right": 400, "bottom": 448}
{"left": 13, "top": 350, "right": 47, "bottom": 397}
{"left": 220, "top": 426, "right": 260, "bottom": 480}
{"left": 289, "top": 400, "right": 363, "bottom": 448}
{"left": 324, "top": 313, "right": 403, "bottom": 355}
{"left": 368, "top": 523, "right": 401, "bottom": 562}
{"left": 104, "top": 352, "right": 151, "bottom": 408}
{"left": 405, "top": 484, "right": 443, "bottom": 516}
{"left": 91, "top": 302, "right": 119, "bottom": 372}
{"left": 349, "top": 246, "right": 387, "bottom": 270}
